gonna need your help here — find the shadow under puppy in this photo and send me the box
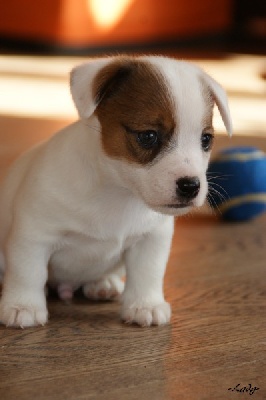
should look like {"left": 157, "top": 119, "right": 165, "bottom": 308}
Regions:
{"left": 0, "top": 55, "right": 232, "bottom": 328}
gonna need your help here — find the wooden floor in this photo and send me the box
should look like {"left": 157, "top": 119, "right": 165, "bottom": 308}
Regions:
{"left": 0, "top": 51, "right": 266, "bottom": 400}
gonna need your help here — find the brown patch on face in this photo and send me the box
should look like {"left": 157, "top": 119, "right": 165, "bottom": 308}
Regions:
{"left": 93, "top": 57, "right": 176, "bottom": 165}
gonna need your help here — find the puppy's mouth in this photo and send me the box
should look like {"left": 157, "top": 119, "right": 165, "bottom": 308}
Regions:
{"left": 165, "top": 202, "right": 192, "bottom": 209}
{"left": 151, "top": 202, "right": 193, "bottom": 216}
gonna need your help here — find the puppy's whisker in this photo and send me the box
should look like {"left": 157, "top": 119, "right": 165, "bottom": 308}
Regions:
{"left": 208, "top": 182, "right": 230, "bottom": 201}
{"left": 207, "top": 192, "right": 222, "bottom": 215}
{"left": 207, "top": 175, "right": 227, "bottom": 181}
{"left": 207, "top": 172, "right": 233, "bottom": 180}
{"left": 208, "top": 186, "right": 228, "bottom": 203}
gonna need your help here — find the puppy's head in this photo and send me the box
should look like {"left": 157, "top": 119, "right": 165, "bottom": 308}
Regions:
{"left": 70, "top": 56, "right": 232, "bottom": 216}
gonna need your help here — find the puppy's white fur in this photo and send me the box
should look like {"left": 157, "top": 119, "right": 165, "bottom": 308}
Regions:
{"left": 0, "top": 56, "right": 232, "bottom": 327}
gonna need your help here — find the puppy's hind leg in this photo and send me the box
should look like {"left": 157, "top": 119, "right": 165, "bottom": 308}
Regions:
{"left": 83, "top": 264, "right": 125, "bottom": 301}
{"left": 57, "top": 283, "right": 74, "bottom": 301}
{"left": 0, "top": 233, "right": 49, "bottom": 328}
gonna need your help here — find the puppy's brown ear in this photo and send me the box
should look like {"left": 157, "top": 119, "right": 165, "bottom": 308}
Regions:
{"left": 203, "top": 74, "right": 233, "bottom": 136}
{"left": 70, "top": 57, "right": 132, "bottom": 119}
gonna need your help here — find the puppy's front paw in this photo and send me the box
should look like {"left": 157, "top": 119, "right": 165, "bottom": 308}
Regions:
{"left": 0, "top": 299, "right": 48, "bottom": 328}
{"left": 121, "top": 301, "right": 171, "bottom": 327}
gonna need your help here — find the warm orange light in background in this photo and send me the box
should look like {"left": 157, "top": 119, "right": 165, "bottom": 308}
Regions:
{"left": 88, "top": 0, "right": 134, "bottom": 30}
{"left": 0, "top": 0, "right": 233, "bottom": 47}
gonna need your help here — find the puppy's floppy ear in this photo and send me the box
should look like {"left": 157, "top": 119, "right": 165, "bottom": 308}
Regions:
{"left": 70, "top": 58, "right": 111, "bottom": 119}
{"left": 203, "top": 73, "right": 233, "bottom": 136}
{"left": 70, "top": 57, "right": 132, "bottom": 119}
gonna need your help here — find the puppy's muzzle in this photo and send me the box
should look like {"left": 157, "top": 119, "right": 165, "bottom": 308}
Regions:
{"left": 176, "top": 176, "right": 200, "bottom": 200}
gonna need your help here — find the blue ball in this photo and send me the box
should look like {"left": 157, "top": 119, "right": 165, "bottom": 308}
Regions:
{"left": 208, "top": 146, "right": 266, "bottom": 221}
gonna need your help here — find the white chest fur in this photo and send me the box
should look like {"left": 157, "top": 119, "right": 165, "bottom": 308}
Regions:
{"left": 48, "top": 188, "right": 166, "bottom": 287}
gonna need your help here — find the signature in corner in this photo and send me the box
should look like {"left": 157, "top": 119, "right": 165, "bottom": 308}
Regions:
{"left": 228, "top": 383, "right": 260, "bottom": 395}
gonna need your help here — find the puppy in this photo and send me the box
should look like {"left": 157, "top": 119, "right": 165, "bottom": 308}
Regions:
{"left": 0, "top": 56, "right": 232, "bottom": 328}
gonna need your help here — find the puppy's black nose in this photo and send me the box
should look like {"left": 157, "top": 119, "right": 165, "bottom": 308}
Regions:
{"left": 176, "top": 177, "right": 200, "bottom": 199}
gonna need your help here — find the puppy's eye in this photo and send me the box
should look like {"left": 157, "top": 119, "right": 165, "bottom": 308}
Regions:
{"left": 201, "top": 132, "right": 214, "bottom": 152}
{"left": 137, "top": 130, "right": 158, "bottom": 149}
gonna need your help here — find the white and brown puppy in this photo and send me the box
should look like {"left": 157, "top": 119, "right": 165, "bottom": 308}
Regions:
{"left": 0, "top": 56, "right": 232, "bottom": 328}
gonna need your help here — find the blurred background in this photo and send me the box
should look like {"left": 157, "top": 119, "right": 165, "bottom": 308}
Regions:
{"left": 0, "top": 0, "right": 265, "bottom": 177}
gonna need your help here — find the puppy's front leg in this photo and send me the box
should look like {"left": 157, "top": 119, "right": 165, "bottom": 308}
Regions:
{"left": 121, "top": 217, "right": 174, "bottom": 327}
{"left": 0, "top": 233, "right": 49, "bottom": 328}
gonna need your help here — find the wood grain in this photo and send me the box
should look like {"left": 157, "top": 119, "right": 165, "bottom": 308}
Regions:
{"left": 0, "top": 121, "right": 266, "bottom": 400}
